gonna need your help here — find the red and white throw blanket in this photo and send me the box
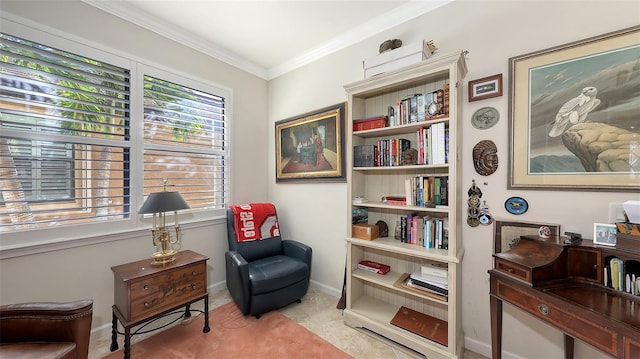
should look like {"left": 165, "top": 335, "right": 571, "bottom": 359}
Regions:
{"left": 230, "top": 203, "right": 280, "bottom": 242}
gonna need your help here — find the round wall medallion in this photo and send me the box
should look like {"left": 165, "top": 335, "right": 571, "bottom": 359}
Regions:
{"left": 505, "top": 196, "right": 528, "bottom": 215}
{"left": 472, "top": 140, "right": 498, "bottom": 176}
{"left": 471, "top": 107, "right": 499, "bottom": 129}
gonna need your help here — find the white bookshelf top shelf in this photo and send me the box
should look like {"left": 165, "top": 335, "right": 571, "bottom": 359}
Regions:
{"left": 351, "top": 201, "right": 449, "bottom": 213}
{"left": 353, "top": 117, "right": 449, "bottom": 138}
{"left": 346, "top": 237, "right": 463, "bottom": 263}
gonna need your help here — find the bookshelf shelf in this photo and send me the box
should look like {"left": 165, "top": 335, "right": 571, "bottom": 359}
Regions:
{"left": 344, "top": 51, "right": 466, "bottom": 359}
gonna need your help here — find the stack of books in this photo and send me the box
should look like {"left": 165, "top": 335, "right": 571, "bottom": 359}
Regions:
{"left": 404, "top": 265, "right": 448, "bottom": 297}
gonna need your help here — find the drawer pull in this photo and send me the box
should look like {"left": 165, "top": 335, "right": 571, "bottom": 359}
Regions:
{"left": 538, "top": 304, "right": 550, "bottom": 316}
{"left": 192, "top": 271, "right": 197, "bottom": 276}
{"left": 143, "top": 285, "right": 149, "bottom": 290}
{"left": 507, "top": 268, "right": 514, "bottom": 273}
{"left": 144, "top": 302, "right": 150, "bottom": 308}
{"left": 191, "top": 284, "right": 197, "bottom": 290}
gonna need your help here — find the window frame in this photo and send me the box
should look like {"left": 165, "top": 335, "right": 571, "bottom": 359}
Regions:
{"left": 0, "top": 17, "right": 232, "bottom": 258}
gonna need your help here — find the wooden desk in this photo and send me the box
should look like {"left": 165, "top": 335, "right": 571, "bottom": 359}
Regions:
{"left": 110, "top": 250, "right": 210, "bottom": 359}
{"left": 489, "top": 235, "right": 640, "bottom": 359}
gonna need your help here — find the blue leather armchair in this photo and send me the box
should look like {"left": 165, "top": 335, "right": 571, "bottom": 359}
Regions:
{"left": 225, "top": 203, "right": 312, "bottom": 318}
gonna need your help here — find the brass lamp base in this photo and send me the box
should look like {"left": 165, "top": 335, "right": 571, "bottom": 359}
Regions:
{"left": 151, "top": 250, "right": 178, "bottom": 266}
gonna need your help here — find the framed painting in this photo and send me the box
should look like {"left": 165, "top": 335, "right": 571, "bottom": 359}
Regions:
{"left": 508, "top": 25, "right": 640, "bottom": 191}
{"left": 468, "top": 74, "right": 503, "bottom": 102}
{"left": 275, "top": 102, "right": 346, "bottom": 182}
{"left": 493, "top": 219, "right": 560, "bottom": 253}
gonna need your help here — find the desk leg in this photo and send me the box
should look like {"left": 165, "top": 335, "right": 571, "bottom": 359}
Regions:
{"left": 203, "top": 294, "right": 210, "bottom": 333}
{"left": 490, "top": 296, "right": 503, "bottom": 359}
{"left": 124, "top": 326, "right": 131, "bottom": 359}
{"left": 110, "top": 311, "right": 119, "bottom": 352}
{"left": 564, "top": 334, "right": 574, "bottom": 359}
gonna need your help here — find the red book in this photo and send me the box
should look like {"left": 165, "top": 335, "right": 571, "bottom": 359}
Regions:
{"left": 357, "top": 260, "right": 390, "bottom": 275}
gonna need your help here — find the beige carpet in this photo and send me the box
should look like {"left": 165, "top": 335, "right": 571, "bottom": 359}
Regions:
{"left": 91, "top": 288, "right": 488, "bottom": 359}
{"left": 102, "top": 301, "right": 351, "bottom": 359}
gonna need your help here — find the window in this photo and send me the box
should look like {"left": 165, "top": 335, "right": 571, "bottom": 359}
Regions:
{"left": 143, "top": 75, "right": 228, "bottom": 211}
{"left": 0, "top": 33, "right": 131, "bottom": 231}
{"left": 0, "top": 28, "right": 229, "bottom": 239}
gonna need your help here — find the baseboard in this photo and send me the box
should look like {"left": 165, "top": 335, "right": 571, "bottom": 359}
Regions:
{"left": 464, "top": 336, "right": 524, "bottom": 359}
{"left": 309, "top": 279, "right": 342, "bottom": 298}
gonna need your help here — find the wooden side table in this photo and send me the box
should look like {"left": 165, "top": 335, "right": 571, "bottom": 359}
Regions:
{"left": 110, "top": 250, "right": 210, "bottom": 359}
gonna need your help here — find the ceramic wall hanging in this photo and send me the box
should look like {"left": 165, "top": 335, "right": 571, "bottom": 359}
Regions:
{"left": 473, "top": 140, "right": 498, "bottom": 176}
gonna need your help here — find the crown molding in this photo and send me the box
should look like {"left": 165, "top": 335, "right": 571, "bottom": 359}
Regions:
{"left": 268, "top": 0, "right": 454, "bottom": 79}
{"left": 82, "top": 0, "right": 453, "bottom": 80}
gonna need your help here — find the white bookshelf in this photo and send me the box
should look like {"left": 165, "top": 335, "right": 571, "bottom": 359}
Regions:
{"left": 343, "top": 51, "right": 467, "bottom": 359}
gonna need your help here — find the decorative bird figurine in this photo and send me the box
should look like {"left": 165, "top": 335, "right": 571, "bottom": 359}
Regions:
{"left": 548, "top": 86, "right": 601, "bottom": 137}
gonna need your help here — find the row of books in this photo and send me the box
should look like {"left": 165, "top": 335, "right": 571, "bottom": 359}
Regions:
{"left": 605, "top": 257, "right": 640, "bottom": 295}
{"left": 416, "top": 122, "right": 448, "bottom": 165}
{"left": 352, "top": 122, "right": 448, "bottom": 168}
{"left": 353, "top": 138, "right": 411, "bottom": 167}
{"left": 399, "top": 215, "right": 448, "bottom": 249}
{"left": 405, "top": 175, "right": 448, "bottom": 207}
{"left": 386, "top": 84, "right": 450, "bottom": 127}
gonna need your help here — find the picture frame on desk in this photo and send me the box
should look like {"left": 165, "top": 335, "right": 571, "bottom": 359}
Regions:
{"left": 275, "top": 102, "right": 346, "bottom": 182}
{"left": 593, "top": 223, "right": 617, "bottom": 246}
{"left": 493, "top": 219, "right": 560, "bottom": 253}
{"left": 468, "top": 74, "right": 502, "bottom": 102}
{"left": 508, "top": 25, "right": 640, "bottom": 191}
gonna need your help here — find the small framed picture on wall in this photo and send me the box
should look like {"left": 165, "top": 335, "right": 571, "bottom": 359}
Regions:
{"left": 593, "top": 223, "right": 617, "bottom": 246}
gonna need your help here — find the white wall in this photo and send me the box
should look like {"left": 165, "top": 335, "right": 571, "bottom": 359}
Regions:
{"left": 268, "top": 1, "right": 640, "bottom": 358}
{"left": 0, "top": 0, "right": 268, "bottom": 338}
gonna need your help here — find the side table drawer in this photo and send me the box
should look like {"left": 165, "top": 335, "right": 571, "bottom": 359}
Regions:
{"left": 495, "top": 278, "right": 618, "bottom": 356}
{"left": 129, "top": 262, "right": 207, "bottom": 322}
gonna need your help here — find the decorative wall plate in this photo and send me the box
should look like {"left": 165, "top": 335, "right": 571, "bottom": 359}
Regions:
{"left": 504, "top": 196, "right": 528, "bottom": 215}
{"left": 472, "top": 140, "right": 498, "bottom": 176}
{"left": 471, "top": 107, "right": 499, "bottom": 129}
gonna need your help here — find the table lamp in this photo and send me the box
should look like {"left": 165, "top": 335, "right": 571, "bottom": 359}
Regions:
{"left": 139, "top": 180, "right": 190, "bottom": 265}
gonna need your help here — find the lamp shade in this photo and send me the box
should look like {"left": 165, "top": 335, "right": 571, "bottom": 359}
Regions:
{"left": 139, "top": 191, "right": 190, "bottom": 214}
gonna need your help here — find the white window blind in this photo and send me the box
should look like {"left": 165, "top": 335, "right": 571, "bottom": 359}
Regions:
{"left": 0, "top": 33, "right": 131, "bottom": 231}
{"left": 143, "top": 75, "right": 228, "bottom": 211}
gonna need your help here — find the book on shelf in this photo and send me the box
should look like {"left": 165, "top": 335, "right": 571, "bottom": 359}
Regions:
{"left": 404, "top": 278, "right": 449, "bottom": 297}
{"left": 357, "top": 260, "right": 390, "bottom": 275}
{"left": 353, "top": 144, "right": 375, "bottom": 167}
{"left": 353, "top": 115, "right": 387, "bottom": 132}
{"left": 410, "top": 271, "right": 448, "bottom": 287}
{"left": 390, "top": 306, "right": 448, "bottom": 346}
{"left": 421, "top": 262, "right": 448, "bottom": 278}
{"left": 382, "top": 195, "right": 406, "bottom": 205}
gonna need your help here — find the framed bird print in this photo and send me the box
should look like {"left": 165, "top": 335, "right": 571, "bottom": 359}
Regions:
{"left": 508, "top": 25, "right": 640, "bottom": 191}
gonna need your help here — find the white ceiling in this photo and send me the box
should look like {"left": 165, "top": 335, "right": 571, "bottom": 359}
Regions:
{"left": 82, "top": 0, "right": 453, "bottom": 79}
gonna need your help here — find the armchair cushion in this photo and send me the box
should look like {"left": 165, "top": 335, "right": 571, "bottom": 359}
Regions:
{"left": 0, "top": 299, "right": 93, "bottom": 359}
{"left": 249, "top": 255, "right": 309, "bottom": 295}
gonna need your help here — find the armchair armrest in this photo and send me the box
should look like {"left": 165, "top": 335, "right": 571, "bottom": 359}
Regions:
{"left": 225, "top": 251, "right": 251, "bottom": 315}
{"left": 283, "top": 240, "right": 312, "bottom": 267}
{"left": 0, "top": 299, "right": 93, "bottom": 359}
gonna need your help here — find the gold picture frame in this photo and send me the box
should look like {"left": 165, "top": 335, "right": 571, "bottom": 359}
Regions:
{"left": 493, "top": 219, "right": 560, "bottom": 253}
{"left": 275, "top": 103, "right": 346, "bottom": 182}
{"left": 508, "top": 25, "right": 640, "bottom": 191}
